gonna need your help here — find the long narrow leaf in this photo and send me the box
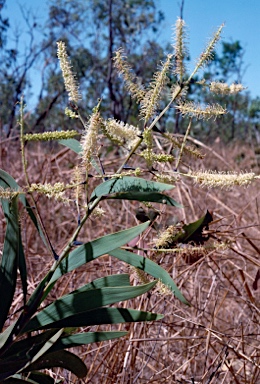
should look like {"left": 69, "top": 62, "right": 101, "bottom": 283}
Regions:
{"left": 24, "top": 307, "right": 163, "bottom": 331}
{"left": 107, "top": 191, "right": 182, "bottom": 207}
{"left": 58, "top": 139, "right": 102, "bottom": 175}
{"left": 168, "top": 210, "right": 213, "bottom": 245}
{"left": 0, "top": 169, "right": 56, "bottom": 252}
{"left": 0, "top": 194, "right": 20, "bottom": 331}
{"left": 49, "top": 331, "right": 128, "bottom": 353}
{"left": 23, "top": 281, "right": 157, "bottom": 332}
{"left": 0, "top": 321, "right": 17, "bottom": 350}
{"left": 3, "top": 376, "right": 39, "bottom": 383}
{"left": 0, "top": 170, "right": 30, "bottom": 303}
{"left": 70, "top": 273, "right": 131, "bottom": 295}
{"left": 27, "top": 372, "right": 55, "bottom": 384}
{"left": 0, "top": 357, "right": 29, "bottom": 381}
{"left": 49, "top": 221, "right": 150, "bottom": 284}
{"left": 109, "top": 248, "right": 190, "bottom": 305}
{"left": 2, "top": 330, "right": 60, "bottom": 360}
{"left": 0, "top": 171, "right": 28, "bottom": 307}
{"left": 22, "top": 197, "right": 48, "bottom": 250}
{"left": 90, "top": 176, "right": 175, "bottom": 201}
{"left": 0, "top": 330, "right": 63, "bottom": 380}
{"left": 17, "top": 330, "right": 64, "bottom": 374}
{"left": 58, "top": 138, "right": 82, "bottom": 153}
{"left": 23, "top": 350, "right": 87, "bottom": 379}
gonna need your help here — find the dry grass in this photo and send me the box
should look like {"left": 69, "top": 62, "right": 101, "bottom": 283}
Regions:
{"left": 0, "top": 135, "right": 260, "bottom": 384}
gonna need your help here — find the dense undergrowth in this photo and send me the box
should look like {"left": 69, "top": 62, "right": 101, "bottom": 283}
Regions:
{"left": 1, "top": 138, "right": 259, "bottom": 383}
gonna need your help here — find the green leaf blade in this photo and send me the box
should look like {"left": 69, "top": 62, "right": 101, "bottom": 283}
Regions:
{"left": 71, "top": 273, "right": 131, "bottom": 295}
{"left": 23, "top": 350, "right": 88, "bottom": 379}
{"left": 58, "top": 138, "right": 82, "bottom": 153}
{"left": 90, "top": 176, "right": 175, "bottom": 201}
{"left": 0, "top": 330, "right": 63, "bottom": 380}
{"left": 49, "top": 221, "right": 150, "bottom": 284}
{"left": 58, "top": 139, "right": 102, "bottom": 174}
{"left": 109, "top": 248, "right": 190, "bottom": 305}
{"left": 49, "top": 331, "right": 128, "bottom": 352}
{"left": 24, "top": 307, "right": 163, "bottom": 331}
{"left": 26, "top": 372, "right": 55, "bottom": 384}
{"left": 0, "top": 193, "right": 20, "bottom": 330}
{"left": 169, "top": 210, "right": 213, "bottom": 245}
{"left": 24, "top": 281, "right": 157, "bottom": 332}
{"left": 108, "top": 191, "right": 182, "bottom": 207}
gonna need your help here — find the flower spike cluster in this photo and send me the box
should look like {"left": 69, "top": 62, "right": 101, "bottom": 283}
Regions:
{"left": 114, "top": 48, "right": 145, "bottom": 102}
{"left": 57, "top": 41, "right": 81, "bottom": 103}
{"left": 80, "top": 108, "right": 101, "bottom": 173}
{"left": 24, "top": 130, "right": 78, "bottom": 142}
{"left": 103, "top": 119, "right": 141, "bottom": 149}
{"left": 210, "top": 81, "right": 245, "bottom": 95}
{"left": 140, "top": 54, "right": 173, "bottom": 122}
{"left": 191, "top": 170, "right": 258, "bottom": 189}
{"left": 172, "top": 17, "right": 188, "bottom": 81}
{"left": 176, "top": 101, "right": 226, "bottom": 120}
{"left": 189, "top": 23, "right": 224, "bottom": 80}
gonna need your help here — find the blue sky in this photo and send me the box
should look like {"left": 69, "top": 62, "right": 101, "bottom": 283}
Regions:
{"left": 4, "top": 0, "right": 260, "bottom": 104}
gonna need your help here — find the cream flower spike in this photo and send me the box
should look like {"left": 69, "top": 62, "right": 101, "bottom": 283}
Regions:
{"left": 57, "top": 41, "right": 81, "bottom": 103}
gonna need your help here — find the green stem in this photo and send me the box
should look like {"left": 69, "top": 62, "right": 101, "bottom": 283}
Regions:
{"left": 175, "top": 118, "right": 192, "bottom": 169}
{"left": 117, "top": 85, "right": 183, "bottom": 175}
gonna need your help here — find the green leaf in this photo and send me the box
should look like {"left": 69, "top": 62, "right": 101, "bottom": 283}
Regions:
{"left": 0, "top": 169, "right": 27, "bottom": 320}
{"left": 0, "top": 357, "right": 29, "bottom": 381}
{"left": 0, "top": 330, "right": 63, "bottom": 380}
{"left": 27, "top": 372, "right": 55, "bottom": 384}
{"left": 165, "top": 210, "right": 213, "bottom": 245}
{"left": 3, "top": 375, "right": 39, "bottom": 383}
{"left": 90, "top": 176, "right": 175, "bottom": 200}
{"left": 58, "top": 138, "right": 82, "bottom": 153}
{"left": 0, "top": 169, "right": 20, "bottom": 198}
{"left": 48, "top": 221, "right": 150, "bottom": 285}
{"left": 2, "top": 330, "right": 57, "bottom": 359}
{"left": 0, "top": 193, "right": 20, "bottom": 331}
{"left": 23, "top": 281, "right": 157, "bottom": 332}
{"left": 22, "top": 197, "right": 49, "bottom": 250}
{"left": 2, "top": 330, "right": 61, "bottom": 360}
{"left": 58, "top": 139, "right": 102, "bottom": 175}
{"left": 0, "top": 171, "right": 27, "bottom": 317}
{"left": 18, "top": 329, "right": 64, "bottom": 373}
{"left": 0, "top": 170, "right": 31, "bottom": 304}
{"left": 23, "top": 350, "right": 87, "bottom": 379}
{"left": 23, "top": 307, "right": 163, "bottom": 330}
{"left": 49, "top": 331, "right": 128, "bottom": 353}
{"left": 108, "top": 191, "right": 182, "bottom": 207}
{"left": 70, "top": 273, "right": 131, "bottom": 295}
{"left": 109, "top": 248, "right": 190, "bottom": 305}
{"left": 0, "top": 321, "right": 17, "bottom": 350}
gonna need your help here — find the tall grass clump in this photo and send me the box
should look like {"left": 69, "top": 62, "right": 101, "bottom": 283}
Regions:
{"left": 0, "top": 19, "right": 259, "bottom": 383}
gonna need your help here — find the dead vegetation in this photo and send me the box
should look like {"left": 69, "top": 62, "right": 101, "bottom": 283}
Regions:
{"left": 0, "top": 136, "right": 259, "bottom": 384}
